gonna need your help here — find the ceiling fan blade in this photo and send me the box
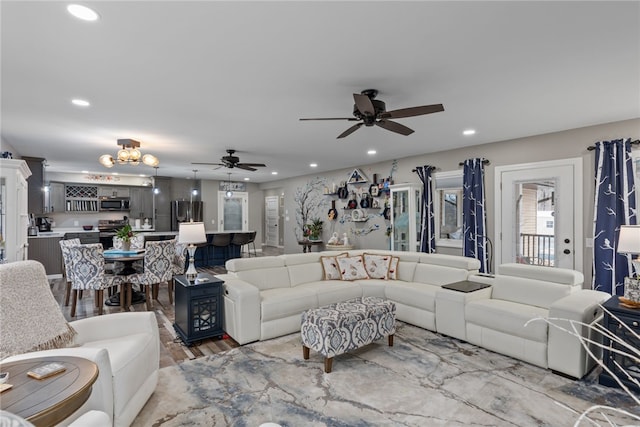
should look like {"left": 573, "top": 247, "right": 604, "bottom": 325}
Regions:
{"left": 300, "top": 117, "right": 358, "bottom": 121}
{"left": 353, "top": 93, "right": 376, "bottom": 116}
{"left": 235, "top": 164, "right": 257, "bottom": 171}
{"left": 192, "top": 162, "right": 225, "bottom": 166}
{"left": 337, "top": 122, "right": 364, "bottom": 139}
{"left": 237, "top": 162, "right": 266, "bottom": 167}
{"left": 380, "top": 103, "right": 444, "bottom": 119}
{"left": 376, "top": 120, "right": 414, "bottom": 136}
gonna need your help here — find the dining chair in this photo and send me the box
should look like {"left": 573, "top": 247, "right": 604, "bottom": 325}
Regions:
{"left": 130, "top": 239, "right": 175, "bottom": 310}
{"left": 170, "top": 243, "right": 187, "bottom": 304}
{"left": 112, "top": 234, "right": 145, "bottom": 273}
{"left": 68, "top": 243, "right": 124, "bottom": 317}
{"left": 59, "top": 238, "right": 81, "bottom": 306}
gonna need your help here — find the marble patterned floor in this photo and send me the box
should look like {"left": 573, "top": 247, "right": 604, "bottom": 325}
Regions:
{"left": 133, "top": 322, "right": 638, "bottom": 426}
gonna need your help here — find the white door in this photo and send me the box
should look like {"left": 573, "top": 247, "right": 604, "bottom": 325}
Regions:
{"left": 218, "top": 191, "right": 248, "bottom": 231}
{"left": 495, "top": 158, "right": 582, "bottom": 270}
{"left": 265, "top": 196, "right": 279, "bottom": 247}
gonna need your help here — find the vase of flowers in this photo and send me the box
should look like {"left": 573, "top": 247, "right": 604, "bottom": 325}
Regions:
{"left": 116, "top": 224, "right": 135, "bottom": 251}
{"left": 307, "top": 218, "right": 324, "bottom": 241}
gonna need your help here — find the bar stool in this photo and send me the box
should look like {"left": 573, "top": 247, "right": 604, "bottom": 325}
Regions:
{"left": 231, "top": 231, "right": 256, "bottom": 257}
{"left": 211, "top": 233, "right": 232, "bottom": 265}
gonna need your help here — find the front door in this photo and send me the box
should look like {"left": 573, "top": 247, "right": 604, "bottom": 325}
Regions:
{"left": 495, "top": 158, "right": 582, "bottom": 270}
{"left": 218, "top": 191, "right": 248, "bottom": 231}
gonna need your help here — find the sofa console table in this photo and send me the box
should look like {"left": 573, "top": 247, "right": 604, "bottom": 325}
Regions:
{"left": 174, "top": 273, "right": 225, "bottom": 345}
{"left": 435, "top": 280, "right": 492, "bottom": 341}
{"left": 599, "top": 295, "right": 640, "bottom": 393}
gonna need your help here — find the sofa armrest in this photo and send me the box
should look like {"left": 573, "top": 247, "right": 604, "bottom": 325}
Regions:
{"left": 223, "top": 278, "right": 261, "bottom": 345}
{"left": 547, "top": 289, "right": 610, "bottom": 379}
{"left": 70, "top": 312, "right": 158, "bottom": 345}
{"left": 2, "top": 347, "right": 115, "bottom": 423}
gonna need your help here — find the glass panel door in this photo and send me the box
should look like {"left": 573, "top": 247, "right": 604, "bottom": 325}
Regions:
{"left": 218, "top": 191, "right": 248, "bottom": 231}
{"left": 392, "top": 188, "right": 409, "bottom": 251}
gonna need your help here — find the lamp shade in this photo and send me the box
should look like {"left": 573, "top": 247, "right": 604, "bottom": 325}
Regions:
{"left": 617, "top": 225, "right": 640, "bottom": 254}
{"left": 178, "top": 221, "right": 206, "bottom": 245}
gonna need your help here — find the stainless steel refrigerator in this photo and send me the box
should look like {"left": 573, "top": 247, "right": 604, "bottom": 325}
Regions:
{"left": 171, "top": 201, "right": 204, "bottom": 231}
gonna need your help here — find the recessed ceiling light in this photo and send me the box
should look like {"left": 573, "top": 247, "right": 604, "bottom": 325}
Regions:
{"left": 367, "top": 150, "right": 377, "bottom": 155}
{"left": 81, "top": 170, "right": 89, "bottom": 174}
{"left": 112, "top": 172, "right": 119, "bottom": 176}
{"left": 271, "top": 171, "right": 278, "bottom": 175}
{"left": 309, "top": 163, "right": 318, "bottom": 168}
{"left": 67, "top": 4, "right": 99, "bottom": 21}
{"left": 139, "top": 174, "right": 146, "bottom": 177}
{"left": 244, "top": 177, "right": 250, "bottom": 181}
{"left": 71, "top": 99, "right": 90, "bottom": 107}
{"left": 463, "top": 129, "right": 476, "bottom": 136}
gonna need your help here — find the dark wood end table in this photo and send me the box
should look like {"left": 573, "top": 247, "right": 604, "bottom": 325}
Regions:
{"left": 0, "top": 356, "right": 99, "bottom": 426}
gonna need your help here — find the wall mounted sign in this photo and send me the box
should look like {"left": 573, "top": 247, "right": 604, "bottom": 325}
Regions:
{"left": 219, "top": 181, "right": 246, "bottom": 192}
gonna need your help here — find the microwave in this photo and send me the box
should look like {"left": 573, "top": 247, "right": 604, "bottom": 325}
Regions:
{"left": 99, "top": 197, "right": 130, "bottom": 211}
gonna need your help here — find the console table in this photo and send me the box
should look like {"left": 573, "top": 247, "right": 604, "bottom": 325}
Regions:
{"left": 598, "top": 295, "right": 640, "bottom": 393}
{"left": 174, "top": 273, "right": 225, "bottom": 345}
{"left": 435, "top": 280, "right": 492, "bottom": 341}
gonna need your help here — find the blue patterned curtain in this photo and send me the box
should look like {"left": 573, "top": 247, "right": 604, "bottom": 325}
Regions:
{"left": 415, "top": 165, "right": 436, "bottom": 253}
{"left": 463, "top": 158, "right": 489, "bottom": 273}
{"left": 592, "top": 139, "right": 637, "bottom": 295}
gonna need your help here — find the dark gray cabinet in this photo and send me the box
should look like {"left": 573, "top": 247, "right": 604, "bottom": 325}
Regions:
{"left": 174, "top": 273, "right": 224, "bottom": 345}
{"left": 44, "top": 182, "right": 65, "bottom": 213}
{"left": 129, "top": 187, "right": 154, "bottom": 220}
{"left": 23, "top": 156, "right": 45, "bottom": 214}
{"left": 27, "top": 236, "right": 63, "bottom": 275}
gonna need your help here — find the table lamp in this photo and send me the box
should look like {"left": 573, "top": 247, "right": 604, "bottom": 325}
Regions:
{"left": 617, "top": 225, "right": 640, "bottom": 277}
{"left": 178, "top": 221, "right": 206, "bottom": 281}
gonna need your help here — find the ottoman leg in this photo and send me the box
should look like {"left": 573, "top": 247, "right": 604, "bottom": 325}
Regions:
{"left": 303, "top": 345, "right": 310, "bottom": 360}
{"left": 388, "top": 334, "right": 394, "bottom": 346}
{"left": 324, "top": 357, "right": 333, "bottom": 373}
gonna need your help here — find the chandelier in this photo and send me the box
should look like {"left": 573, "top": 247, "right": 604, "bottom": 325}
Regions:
{"left": 99, "top": 139, "right": 159, "bottom": 168}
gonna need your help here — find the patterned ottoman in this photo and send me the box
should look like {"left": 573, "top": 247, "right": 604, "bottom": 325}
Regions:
{"left": 300, "top": 296, "right": 396, "bottom": 373}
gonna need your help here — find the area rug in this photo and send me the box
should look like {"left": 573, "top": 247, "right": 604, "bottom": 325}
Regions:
{"left": 133, "top": 323, "right": 637, "bottom": 426}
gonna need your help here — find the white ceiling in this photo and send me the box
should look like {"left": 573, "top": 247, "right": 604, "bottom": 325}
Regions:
{"left": 2, "top": 1, "right": 639, "bottom": 183}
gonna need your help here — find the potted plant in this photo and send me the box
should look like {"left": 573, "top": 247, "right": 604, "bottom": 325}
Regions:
{"left": 307, "top": 218, "right": 324, "bottom": 241}
{"left": 116, "top": 224, "right": 135, "bottom": 251}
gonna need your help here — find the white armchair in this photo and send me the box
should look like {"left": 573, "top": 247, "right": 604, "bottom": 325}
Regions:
{"left": 0, "top": 261, "right": 159, "bottom": 427}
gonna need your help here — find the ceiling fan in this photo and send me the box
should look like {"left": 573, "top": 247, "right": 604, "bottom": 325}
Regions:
{"left": 192, "top": 149, "right": 266, "bottom": 171}
{"left": 300, "top": 89, "right": 444, "bottom": 139}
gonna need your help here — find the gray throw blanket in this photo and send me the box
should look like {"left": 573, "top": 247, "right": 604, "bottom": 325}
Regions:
{"left": 0, "top": 260, "right": 76, "bottom": 359}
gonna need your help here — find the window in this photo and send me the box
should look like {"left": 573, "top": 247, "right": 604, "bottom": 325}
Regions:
{"left": 546, "top": 220, "right": 554, "bottom": 228}
{"left": 434, "top": 170, "right": 463, "bottom": 248}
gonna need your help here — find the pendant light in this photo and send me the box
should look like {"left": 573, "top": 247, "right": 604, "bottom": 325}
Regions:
{"left": 152, "top": 166, "right": 160, "bottom": 195}
{"left": 225, "top": 173, "right": 233, "bottom": 198}
{"left": 191, "top": 170, "right": 199, "bottom": 197}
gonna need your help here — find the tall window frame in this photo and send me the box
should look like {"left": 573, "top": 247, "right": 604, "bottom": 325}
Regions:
{"left": 434, "top": 170, "right": 464, "bottom": 248}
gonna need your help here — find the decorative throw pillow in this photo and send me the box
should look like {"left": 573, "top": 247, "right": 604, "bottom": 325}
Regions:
{"left": 388, "top": 257, "right": 400, "bottom": 280}
{"left": 321, "top": 253, "right": 348, "bottom": 280}
{"left": 363, "top": 253, "right": 392, "bottom": 279}
{"left": 337, "top": 255, "right": 369, "bottom": 281}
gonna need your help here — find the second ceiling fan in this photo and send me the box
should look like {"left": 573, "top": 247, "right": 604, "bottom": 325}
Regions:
{"left": 192, "top": 149, "right": 266, "bottom": 171}
{"left": 300, "top": 89, "right": 444, "bottom": 139}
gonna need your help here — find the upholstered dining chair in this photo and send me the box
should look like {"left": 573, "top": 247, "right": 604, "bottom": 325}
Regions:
{"left": 112, "top": 234, "right": 144, "bottom": 250}
{"left": 130, "top": 239, "right": 175, "bottom": 310}
{"left": 170, "top": 242, "right": 187, "bottom": 304}
{"left": 68, "top": 243, "right": 124, "bottom": 317}
{"left": 59, "top": 238, "right": 81, "bottom": 306}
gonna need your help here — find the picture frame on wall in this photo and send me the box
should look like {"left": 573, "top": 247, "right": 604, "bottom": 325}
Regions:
{"left": 370, "top": 186, "right": 379, "bottom": 197}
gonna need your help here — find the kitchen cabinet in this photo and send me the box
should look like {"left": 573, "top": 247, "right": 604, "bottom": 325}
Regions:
{"left": 154, "top": 177, "right": 172, "bottom": 231}
{"left": 44, "top": 182, "right": 65, "bottom": 213}
{"left": 0, "top": 159, "right": 31, "bottom": 262}
{"left": 28, "top": 235, "right": 63, "bottom": 275}
{"left": 65, "top": 184, "right": 99, "bottom": 212}
{"left": 129, "top": 187, "right": 154, "bottom": 221}
{"left": 98, "top": 186, "right": 130, "bottom": 198}
{"left": 64, "top": 232, "right": 99, "bottom": 244}
{"left": 390, "top": 183, "right": 422, "bottom": 252}
{"left": 23, "top": 156, "right": 45, "bottom": 214}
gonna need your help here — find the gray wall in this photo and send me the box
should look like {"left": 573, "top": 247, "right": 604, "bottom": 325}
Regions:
{"left": 261, "top": 118, "right": 640, "bottom": 285}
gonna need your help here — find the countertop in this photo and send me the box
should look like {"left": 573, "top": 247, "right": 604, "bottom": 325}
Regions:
{"left": 29, "top": 229, "right": 251, "bottom": 238}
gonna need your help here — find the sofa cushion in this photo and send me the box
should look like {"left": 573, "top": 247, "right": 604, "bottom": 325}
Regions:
{"left": 338, "top": 255, "right": 369, "bottom": 280}
{"left": 419, "top": 253, "right": 481, "bottom": 271}
{"left": 497, "top": 263, "right": 583, "bottom": 285}
{"left": 412, "top": 263, "right": 470, "bottom": 286}
{"left": 384, "top": 282, "right": 439, "bottom": 312}
{"left": 297, "top": 280, "right": 363, "bottom": 306}
{"left": 465, "top": 299, "right": 549, "bottom": 343}
{"left": 288, "top": 262, "right": 324, "bottom": 286}
{"left": 492, "top": 275, "right": 574, "bottom": 309}
{"left": 363, "top": 253, "right": 392, "bottom": 279}
{"left": 261, "top": 287, "right": 318, "bottom": 322}
{"left": 397, "top": 260, "right": 416, "bottom": 282}
{"left": 236, "top": 266, "right": 291, "bottom": 291}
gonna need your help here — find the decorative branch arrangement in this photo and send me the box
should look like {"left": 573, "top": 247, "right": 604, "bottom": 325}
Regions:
{"left": 528, "top": 309, "right": 640, "bottom": 426}
{"left": 293, "top": 177, "right": 328, "bottom": 241}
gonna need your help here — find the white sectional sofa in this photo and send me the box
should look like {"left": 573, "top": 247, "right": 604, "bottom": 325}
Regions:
{"left": 220, "top": 250, "right": 609, "bottom": 379}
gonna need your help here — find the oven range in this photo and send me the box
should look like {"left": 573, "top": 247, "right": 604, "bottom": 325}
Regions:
{"left": 98, "top": 219, "right": 128, "bottom": 249}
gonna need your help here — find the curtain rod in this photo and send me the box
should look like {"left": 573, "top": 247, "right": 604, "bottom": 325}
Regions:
{"left": 587, "top": 139, "right": 640, "bottom": 151}
{"left": 411, "top": 165, "right": 437, "bottom": 173}
{"left": 458, "top": 159, "right": 490, "bottom": 166}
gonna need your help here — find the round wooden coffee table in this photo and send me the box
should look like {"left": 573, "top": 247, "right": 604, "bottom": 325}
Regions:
{"left": 0, "top": 356, "right": 99, "bottom": 426}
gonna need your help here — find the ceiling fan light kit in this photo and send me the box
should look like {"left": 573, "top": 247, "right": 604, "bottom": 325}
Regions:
{"left": 99, "top": 139, "right": 159, "bottom": 168}
{"left": 300, "top": 89, "right": 444, "bottom": 139}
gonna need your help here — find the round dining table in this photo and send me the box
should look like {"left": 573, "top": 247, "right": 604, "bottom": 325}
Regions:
{"left": 103, "top": 251, "right": 145, "bottom": 310}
